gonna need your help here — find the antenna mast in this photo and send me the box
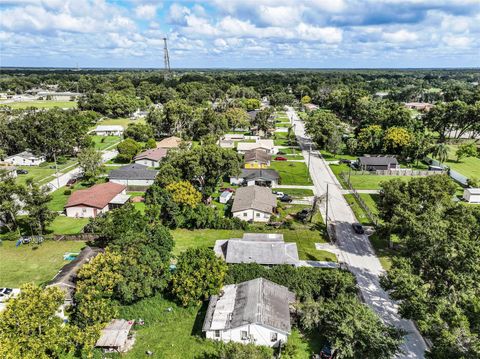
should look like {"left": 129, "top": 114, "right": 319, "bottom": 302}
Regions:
{"left": 163, "top": 37, "right": 171, "bottom": 74}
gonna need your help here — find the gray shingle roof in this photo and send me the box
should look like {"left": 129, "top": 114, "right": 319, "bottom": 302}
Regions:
{"left": 244, "top": 149, "right": 271, "bottom": 164}
{"left": 108, "top": 164, "right": 158, "bottom": 180}
{"left": 231, "top": 185, "right": 277, "bottom": 213}
{"left": 238, "top": 169, "right": 280, "bottom": 181}
{"left": 203, "top": 278, "right": 294, "bottom": 334}
{"left": 358, "top": 156, "right": 398, "bottom": 166}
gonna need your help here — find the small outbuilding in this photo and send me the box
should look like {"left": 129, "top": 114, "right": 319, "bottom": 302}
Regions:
{"left": 5, "top": 151, "right": 46, "bottom": 166}
{"left": 219, "top": 190, "right": 233, "bottom": 204}
{"left": 357, "top": 156, "right": 399, "bottom": 171}
{"left": 95, "top": 319, "right": 135, "bottom": 353}
{"left": 463, "top": 188, "right": 480, "bottom": 203}
{"left": 93, "top": 125, "right": 124, "bottom": 137}
{"left": 203, "top": 277, "right": 295, "bottom": 347}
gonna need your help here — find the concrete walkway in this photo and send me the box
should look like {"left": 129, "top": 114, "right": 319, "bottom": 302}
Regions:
{"left": 297, "top": 260, "right": 340, "bottom": 269}
{"left": 287, "top": 106, "right": 427, "bottom": 359}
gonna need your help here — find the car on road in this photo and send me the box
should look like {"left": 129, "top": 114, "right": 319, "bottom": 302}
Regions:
{"left": 352, "top": 223, "right": 365, "bottom": 234}
{"left": 339, "top": 158, "right": 352, "bottom": 164}
{"left": 274, "top": 156, "right": 288, "bottom": 161}
{"left": 279, "top": 194, "right": 293, "bottom": 203}
{"left": 273, "top": 191, "right": 285, "bottom": 198}
{"left": 16, "top": 169, "right": 28, "bottom": 175}
{"left": 66, "top": 178, "right": 77, "bottom": 187}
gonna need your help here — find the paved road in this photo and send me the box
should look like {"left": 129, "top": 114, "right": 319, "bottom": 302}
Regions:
{"left": 45, "top": 150, "right": 118, "bottom": 192}
{"left": 287, "top": 107, "right": 427, "bottom": 359}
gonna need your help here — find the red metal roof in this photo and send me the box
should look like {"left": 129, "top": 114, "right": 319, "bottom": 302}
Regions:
{"left": 65, "top": 182, "right": 126, "bottom": 209}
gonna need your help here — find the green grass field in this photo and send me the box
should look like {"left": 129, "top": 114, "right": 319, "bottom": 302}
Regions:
{"left": 0, "top": 240, "right": 87, "bottom": 287}
{"left": 271, "top": 161, "right": 313, "bottom": 185}
{"left": 445, "top": 145, "right": 480, "bottom": 179}
{"left": 91, "top": 135, "right": 121, "bottom": 150}
{"left": 274, "top": 188, "right": 314, "bottom": 197}
{"left": 344, "top": 194, "right": 380, "bottom": 226}
{"left": 15, "top": 159, "right": 77, "bottom": 186}
{"left": 47, "top": 216, "right": 89, "bottom": 235}
{"left": 96, "top": 117, "right": 145, "bottom": 129}
{"left": 320, "top": 150, "right": 357, "bottom": 161}
{"left": 0, "top": 101, "right": 77, "bottom": 109}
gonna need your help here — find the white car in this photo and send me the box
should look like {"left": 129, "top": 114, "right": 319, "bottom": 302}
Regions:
{"left": 274, "top": 191, "right": 284, "bottom": 198}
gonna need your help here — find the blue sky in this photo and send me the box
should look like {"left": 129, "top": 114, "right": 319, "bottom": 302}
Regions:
{"left": 0, "top": 0, "right": 479, "bottom": 68}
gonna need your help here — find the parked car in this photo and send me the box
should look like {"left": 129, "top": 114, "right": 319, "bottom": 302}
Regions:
{"left": 16, "top": 169, "right": 28, "bottom": 175}
{"left": 339, "top": 159, "right": 352, "bottom": 164}
{"left": 318, "top": 345, "right": 336, "bottom": 359}
{"left": 273, "top": 191, "right": 285, "bottom": 198}
{"left": 352, "top": 223, "right": 365, "bottom": 234}
{"left": 0, "top": 288, "right": 13, "bottom": 303}
{"left": 66, "top": 178, "right": 77, "bottom": 187}
{"left": 280, "top": 194, "right": 293, "bottom": 203}
{"left": 296, "top": 209, "right": 310, "bottom": 221}
{"left": 274, "top": 156, "right": 288, "bottom": 161}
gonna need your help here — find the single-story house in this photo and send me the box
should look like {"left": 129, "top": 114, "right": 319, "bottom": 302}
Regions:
{"left": 231, "top": 185, "right": 276, "bottom": 222}
{"left": 36, "top": 91, "right": 81, "bottom": 101}
{"left": 65, "top": 182, "right": 129, "bottom": 218}
{"left": 244, "top": 149, "right": 272, "bottom": 169}
{"left": 219, "top": 139, "right": 235, "bottom": 149}
{"left": 357, "top": 156, "right": 399, "bottom": 171}
{"left": 219, "top": 190, "right": 233, "bottom": 204}
{"left": 304, "top": 103, "right": 319, "bottom": 111}
{"left": 93, "top": 125, "right": 124, "bottom": 137}
{"left": 230, "top": 169, "right": 280, "bottom": 187}
{"left": 237, "top": 139, "right": 277, "bottom": 155}
{"left": 108, "top": 164, "right": 158, "bottom": 191}
{"left": 133, "top": 147, "right": 168, "bottom": 168}
{"left": 404, "top": 102, "right": 434, "bottom": 111}
{"left": 156, "top": 136, "right": 184, "bottom": 149}
{"left": 203, "top": 277, "right": 295, "bottom": 347}
{"left": 214, "top": 233, "right": 299, "bottom": 266}
{"left": 5, "top": 151, "right": 46, "bottom": 166}
{"left": 95, "top": 319, "right": 135, "bottom": 353}
{"left": 463, "top": 188, "right": 480, "bottom": 203}
{"left": 47, "top": 246, "right": 103, "bottom": 318}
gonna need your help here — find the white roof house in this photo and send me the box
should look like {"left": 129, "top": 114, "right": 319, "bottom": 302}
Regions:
{"left": 463, "top": 188, "right": 480, "bottom": 203}
{"left": 5, "top": 151, "right": 46, "bottom": 166}
{"left": 237, "top": 139, "right": 277, "bottom": 155}
{"left": 214, "top": 233, "right": 299, "bottom": 266}
{"left": 203, "top": 278, "right": 295, "bottom": 347}
{"left": 95, "top": 319, "right": 135, "bottom": 353}
{"left": 93, "top": 125, "right": 124, "bottom": 136}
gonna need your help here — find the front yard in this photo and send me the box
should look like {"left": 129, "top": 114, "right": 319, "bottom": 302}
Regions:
{"left": 15, "top": 159, "right": 77, "bottom": 186}
{"left": 271, "top": 161, "right": 313, "bottom": 185}
{"left": 0, "top": 240, "right": 87, "bottom": 287}
{"left": 91, "top": 135, "right": 121, "bottom": 150}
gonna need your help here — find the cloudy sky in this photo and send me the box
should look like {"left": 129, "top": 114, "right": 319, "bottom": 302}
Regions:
{"left": 1, "top": 0, "right": 479, "bottom": 68}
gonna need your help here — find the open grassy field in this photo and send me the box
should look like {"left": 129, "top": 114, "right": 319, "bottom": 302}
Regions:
{"left": 445, "top": 145, "right": 480, "bottom": 179}
{"left": 119, "top": 294, "right": 316, "bottom": 359}
{"left": 171, "top": 228, "right": 336, "bottom": 262}
{"left": 0, "top": 100, "right": 77, "bottom": 109}
{"left": 271, "top": 161, "right": 313, "bottom": 185}
{"left": 47, "top": 216, "right": 89, "bottom": 235}
{"left": 91, "top": 135, "right": 121, "bottom": 150}
{"left": 96, "top": 117, "right": 145, "bottom": 129}
{"left": 320, "top": 150, "right": 357, "bottom": 161}
{"left": 0, "top": 240, "right": 87, "bottom": 287}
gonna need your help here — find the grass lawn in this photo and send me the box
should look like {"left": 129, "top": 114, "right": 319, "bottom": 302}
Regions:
{"left": 0, "top": 100, "right": 77, "bottom": 109}
{"left": 344, "top": 194, "right": 380, "bottom": 226}
{"left": 91, "top": 135, "right": 121, "bottom": 150}
{"left": 271, "top": 161, "right": 313, "bottom": 185}
{"left": 277, "top": 147, "right": 302, "bottom": 155}
{"left": 445, "top": 145, "right": 480, "bottom": 179}
{"left": 274, "top": 131, "right": 297, "bottom": 146}
{"left": 15, "top": 159, "right": 78, "bottom": 186}
{"left": 0, "top": 240, "right": 87, "bottom": 287}
{"left": 97, "top": 117, "right": 144, "bottom": 129}
{"left": 369, "top": 233, "right": 398, "bottom": 270}
{"left": 320, "top": 150, "right": 357, "bottom": 161}
{"left": 47, "top": 216, "right": 89, "bottom": 235}
{"left": 275, "top": 188, "right": 314, "bottom": 197}
{"left": 275, "top": 123, "right": 291, "bottom": 128}
{"left": 171, "top": 228, "right": 336, "bottom": 262}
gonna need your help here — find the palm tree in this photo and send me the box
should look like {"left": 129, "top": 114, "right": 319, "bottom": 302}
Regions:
{"left": 430, "top": 142, "right": 449, "bottom": 163}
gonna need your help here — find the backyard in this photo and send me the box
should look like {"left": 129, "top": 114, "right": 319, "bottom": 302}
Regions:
{"left": 0, "top": 100, "right": 77, "bottom": 109}
{"left": 96, "top": 117, "right": 145, "bottom": 129}
{"left": 271, "top": 161, "right": 313, "bottom": 185}
{"left": 445, "top": 144, "right": 480, "bottom": 179}
{"left": 0, "top": 240, "right": 87, "bottom": 287}
{"left": 91, "top": 135, "right": 121, "bottom": 150}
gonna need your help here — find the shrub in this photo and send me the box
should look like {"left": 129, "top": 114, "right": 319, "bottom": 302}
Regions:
{"left": 64, "top": 189, "right": 72, "bottom": 195}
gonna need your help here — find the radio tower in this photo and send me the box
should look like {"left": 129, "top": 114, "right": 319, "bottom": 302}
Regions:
{"left": 163, "top": 37, "right": 171, "bottom": 75}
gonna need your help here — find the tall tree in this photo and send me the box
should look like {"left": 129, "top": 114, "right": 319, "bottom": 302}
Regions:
{"left": 21, "top": 179, "right": 57, "bottom": 235}
{"left": 77, "top": 147, "right": 103, "bottom": 181}
{"left": 0, "top": 174, "right": 23, "bottom": 232}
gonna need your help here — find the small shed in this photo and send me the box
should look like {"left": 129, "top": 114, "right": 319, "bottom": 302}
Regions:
{"left": 95, "top": 319, "right": 135, "bottom": 353}
{"left": 219, "top": 190, "right": 233, "bottom": 204}
{"left": 463, "top": 188, "right": 480, "bottom": 203}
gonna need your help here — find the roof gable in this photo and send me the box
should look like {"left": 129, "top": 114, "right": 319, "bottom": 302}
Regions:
{"left": 65, "top": 182, "right": 126, "bottom": 209}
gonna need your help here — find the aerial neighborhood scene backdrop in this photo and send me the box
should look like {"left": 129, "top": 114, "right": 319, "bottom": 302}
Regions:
{"left": 0, "top": 1, "right": 479, "bottom": 359}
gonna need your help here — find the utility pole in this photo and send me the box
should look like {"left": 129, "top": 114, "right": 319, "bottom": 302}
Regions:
{"left": 307, "top": 144, "right": 311, "bottom": 170}
{"left": 325, "top": 184, "right": 329, "bottom": 232}
{"left": 163, "top": 37, "right": 171, "bottom": 77}
{"left": 53, "top": 151, "right": 60, "bottom": 190}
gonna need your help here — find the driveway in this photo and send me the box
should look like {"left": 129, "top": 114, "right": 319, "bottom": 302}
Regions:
{"left": 287, "top": 106, "right": 428, "bottom": 359}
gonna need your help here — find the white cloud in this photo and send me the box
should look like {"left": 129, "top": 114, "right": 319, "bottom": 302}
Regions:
{"left": 382, "top": 30, "right": 418, "bottom": 43}
{"left": 135, "top": 5, "right": 157, "bottom": 20}
{"left": 443, "top": 35, "right": 471, "bottom": 48}
{"left": 257, "top": 6, "right": 302, "bottom": 26}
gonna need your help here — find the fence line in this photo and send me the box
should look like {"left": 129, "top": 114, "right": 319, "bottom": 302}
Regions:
{"left": 341, "top": 172, "right": 379, "bottom": 227}
{"left": 424, "top": 157, "right": 469, "bottom": 185}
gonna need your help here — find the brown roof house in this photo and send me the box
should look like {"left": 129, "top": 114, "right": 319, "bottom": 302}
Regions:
{"left": 231, "top": 185, "right": 277, "bottom": 222}
{"left": 133, "top": 147, "right": 168, "bottom": 168}
{"left": 156, "top": 136, "right": 184, "bottom": 149}
{"left": 65, "top": 182, "right": 129, "bottom": 218}
{"left": 203, "top": 278, "right": 295, "bottom": 347}
{"left": 244, "top": 149, "right": 272, "bottom": 169}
